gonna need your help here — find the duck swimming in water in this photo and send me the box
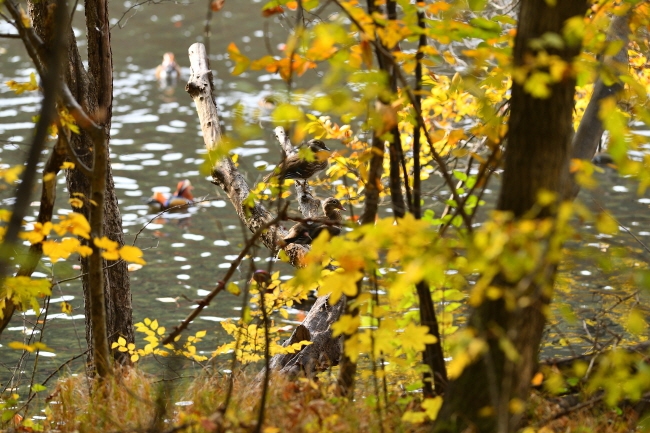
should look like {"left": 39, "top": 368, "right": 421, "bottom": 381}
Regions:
{"left": 148, "top": 179, "right": 194, "bottom": 212}
{"left": 155, "top": 52, "right": 182, "bottom": 87}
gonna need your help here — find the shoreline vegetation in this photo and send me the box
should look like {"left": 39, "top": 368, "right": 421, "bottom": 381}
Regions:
{"left": 3, "top": 366, "right": 644, "bottom": 433}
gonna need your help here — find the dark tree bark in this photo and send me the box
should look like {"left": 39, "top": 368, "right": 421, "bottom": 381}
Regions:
{"left": 434, "top": 1, "right": 588, "bottom": 432}
{"left": 26, "top": 0, "right": 134, "bottom": 368}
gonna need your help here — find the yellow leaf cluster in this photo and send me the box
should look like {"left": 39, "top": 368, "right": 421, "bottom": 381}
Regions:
{"left": 94, "top": 237, "right": 146, "bottom": 264}
{"left": 0, "top": 276, "right": 52, "bottom": 317}
{"left": 8, "top": 341, "right": 54, "bottom": 353}
{"left": 43, "top": 237, "right": 92, "bottom": 263}
{"left": 53, "top": 212, "right": 91, "bottom": 239}
{"left": 5, "top": 72, "right": 39, "bottom": 95}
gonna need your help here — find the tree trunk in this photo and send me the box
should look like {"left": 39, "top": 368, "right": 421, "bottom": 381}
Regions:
{"left": 434, "top": 1, "right": 588, "bottom": 432}
{"left": 27, "top": 0, "right": 134, "bottom": 368}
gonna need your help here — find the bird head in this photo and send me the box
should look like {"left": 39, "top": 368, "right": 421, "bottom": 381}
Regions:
{"left": 322, "top": 197, "right": 346, "bottom": 213}
{"left": 307, "top": 139, "right": 330, "bottom": 152}
{"left": 149, "top": 191, "right": 167, "bottom": 206}
{"left": 162, "top": 52, "right": 176, "bottom": 66}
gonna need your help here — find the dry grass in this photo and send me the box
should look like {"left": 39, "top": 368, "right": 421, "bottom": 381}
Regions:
{"left": 5, "top": 367, "right": 646, "bottom": 432}
{"left": 34, "top": 366, "right": 429, "bottom": 433}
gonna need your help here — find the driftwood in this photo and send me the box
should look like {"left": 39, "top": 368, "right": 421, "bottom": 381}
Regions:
{"left": 186, "top": 42, "right": 343, "bottom": 375}
{"left": 566, "top": 12, "right": 630, "bottom": 199}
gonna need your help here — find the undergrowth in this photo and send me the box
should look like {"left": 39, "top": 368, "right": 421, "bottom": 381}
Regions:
{"left": 1, "top": 365, "right": 646, "bottom": 432}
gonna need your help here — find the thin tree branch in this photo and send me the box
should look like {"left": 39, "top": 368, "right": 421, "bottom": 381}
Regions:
{"left": 161, "top": 207, "right": 287, "bottom": 346}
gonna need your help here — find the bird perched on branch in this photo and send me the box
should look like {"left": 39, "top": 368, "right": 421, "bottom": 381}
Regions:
{"left": 148, "top": 179, "right": 194, "bottom": 212}
{"left": 283, "top": 198, "right": 346, "bottom": 246}
{"left": 263, "top": 139, "right": 331, "bottom": 183}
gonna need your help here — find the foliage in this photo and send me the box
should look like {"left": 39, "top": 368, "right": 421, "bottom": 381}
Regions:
{"left": 4, "top": 0, "right": 650, "bottom": 430}
{"left": 0, "top": 369, "right": 642, "bottom": 432}
{"left": 111, "top": 318, "right": 208, "bottom": 362}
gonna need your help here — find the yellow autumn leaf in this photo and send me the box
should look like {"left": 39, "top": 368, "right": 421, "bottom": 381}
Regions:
{"left": 596, "top": 212, "right": 619, "bottom": 235}
{"left": 0, "top": 210, "right": 11, "bottom": 222}
{"left": 5, "top": 72, "right": 39, "bottom": 95}
{"left": 8, "top": 341, "right": 36, "bottom": 352}
{"left": 42, "top": 238, "right": 81, "bottom": 263}
{"left": 318, "top": 270, "right": 362, "bottom": 305}
{"left": 53, "top": 212, "right": 90, "bottom": 239}
{"left": 94, "top": 236, "right": 118, "bottom": 251}
{"left": 422, "top": 396, "right": 443, "bottom": 421}
{"left": 43, "top": 172, "right": 56, "bottom": 182}
{"left": 76, "top": 245, "right": 93, "bottom": 257}
{"left": 20, "top": 222, "right": 53, "bottom": 245}
{"left": 332, "top": 314, "right": 360, "bottom": 337}
{"left": 627, "top": 308, "right": 647, "bottom": 335}
{"left": 400, "top": 323, "right": 437, "bottom": 352}
{"left": 69, "top": 198, "right": 84, "bottom": 208}
{"left": 58, "top": 108, "right": 80, "bottom": 134}
{"left": 94, "top": 236, "right": 120, "bottom": 260}
{"left": 61, "top": 301, "right": 72, "bottom": 315}
{"left": 119, "top": 245, "right": 146, "bottom": 265}
{"left": 402, "top": 410, "right": 427, "bottom": 424}
{"left": 0, "top": 165, "right": 24, "bottom": 184}
{"left": 60, "top": 162, "right": 75, "bottom": 170}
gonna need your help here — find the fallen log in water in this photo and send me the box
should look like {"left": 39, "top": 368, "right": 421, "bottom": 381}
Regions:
{"left": 185, "top": 42, "right": 343, "bottom": 376}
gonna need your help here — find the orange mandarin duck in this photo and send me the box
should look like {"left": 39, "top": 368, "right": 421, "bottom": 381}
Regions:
{"left": 148, "top": 179, "right": 194, "bottom": 212}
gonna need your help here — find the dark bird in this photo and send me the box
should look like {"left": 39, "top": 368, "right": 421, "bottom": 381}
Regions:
{"left": 282, "top": 197, "right": 346, "bottom": 246}
{"left": 281, "top": 225, "right": 313, "bottom": 246}
{"left": 263, "top": 139, "right": 331, "bottom": 183}
{"left": 148, "top": 179, "right": 194, "bottom": 212}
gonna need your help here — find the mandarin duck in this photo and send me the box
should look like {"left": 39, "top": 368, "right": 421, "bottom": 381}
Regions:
{"left": 148, "top": 179, "right": 194, "bottom": 212}
{"left": 155, "top": 52, "right": 181, "bottom": 85}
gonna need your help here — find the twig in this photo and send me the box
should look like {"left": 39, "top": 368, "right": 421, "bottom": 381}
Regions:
{"left": 161, "top": 205, "right": 289, "bottom": 345}
{"left": 254, "top": 272, "right": 271, "bottom": 433}
{"left": 111, "top": 0, "right": 175, "bottom": 29}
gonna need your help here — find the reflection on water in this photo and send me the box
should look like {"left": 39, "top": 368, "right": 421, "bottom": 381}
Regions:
{"left": 0, "top": 0, "right": 649, "bottom": 390}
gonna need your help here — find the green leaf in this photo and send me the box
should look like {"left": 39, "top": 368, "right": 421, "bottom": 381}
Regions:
{"left": 452, "top": 170, "right": 467, "bottom": 182}
{"left": 272, "top": 103, "right": 304, "bottom": 127}
{"left": 31, "top": 384, "right": 47, "bottom": 393}
{"left": 469, "top": 17, "right": 501, "bottom": 34}
{"left": 467, "top": 0, "right": 487, "bottom": 12}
